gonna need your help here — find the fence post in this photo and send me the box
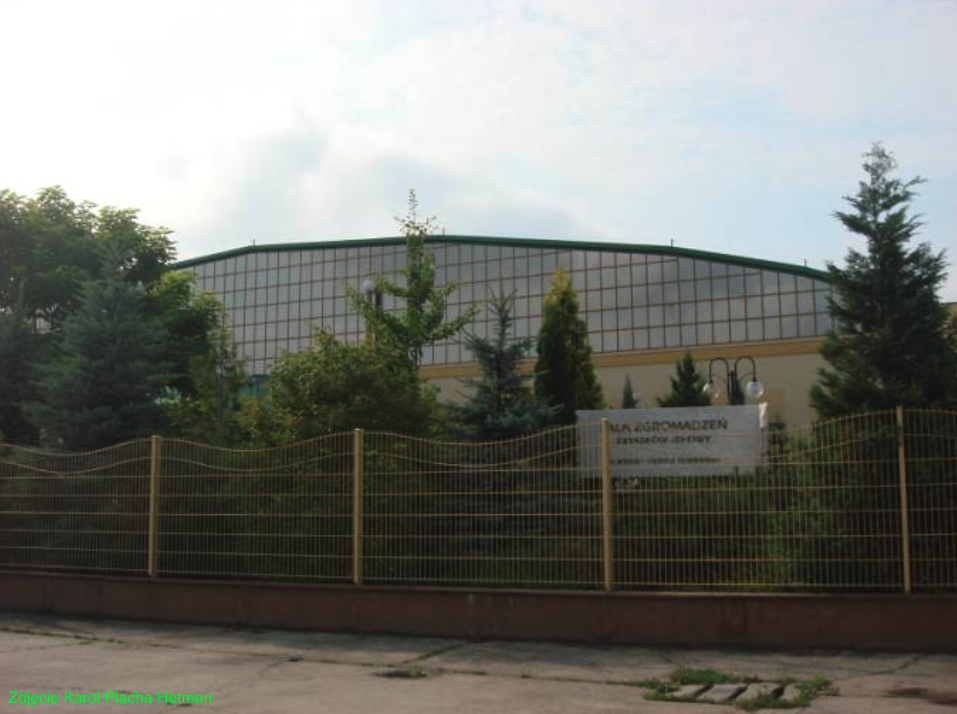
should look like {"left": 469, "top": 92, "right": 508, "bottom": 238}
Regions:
{"left": 353, "top": 428, "right": 363, "bottom": 586}
{"left": 600, "top": 418, "right": 614, "bottom": 591}
{"left": 148, "top": 435, "right": 162, "bottom": 579}
{"left": 895, "top": 406, "right": 912, "bottom": 595}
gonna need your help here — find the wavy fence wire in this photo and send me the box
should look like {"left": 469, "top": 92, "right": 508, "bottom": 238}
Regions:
{"left": 613, "top": 411, "right": 905, "bottom": 591}
{"left": 0, "top": 440, "right": 151, "bottom": 573}
{"left": 906, "top": 409, "right": 957, "bottom": 589}
{"left": 158, "top": 435, "right": 353, "bottom": 581}
{"left": 0, "top": 409, "right": 955, "bottom": 592}
{"left": 363, "top": 425, "right": 603, "bottom": 588}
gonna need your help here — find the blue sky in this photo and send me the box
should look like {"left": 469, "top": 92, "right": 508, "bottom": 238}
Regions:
{"left": 2, "top": 0, "right": 955, "bottom": 298}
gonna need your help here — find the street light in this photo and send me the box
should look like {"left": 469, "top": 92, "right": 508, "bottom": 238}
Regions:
{"left": 360, "top": 279, "right": 383, "bottom": 344}
{"left": 703, "top": 356, "right": 765, "bottom": 404}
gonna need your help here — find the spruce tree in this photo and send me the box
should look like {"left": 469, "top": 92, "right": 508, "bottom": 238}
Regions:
{"left": 29, "top": 257, "right": 169, "bottom": 450}
{"left": 451, "top": 291, "right": 555, "bottom": 441}
{"left": 0, "top": 305, "right": 39, "bottom": 443}
{"left": 621, "top": 375, "right": 638, "bottom": 408}
{"left": 657, "top": 352, "right": 712, "bottom": 407}
{"left": 811, "top": 144, "right": 957, "bottom": 418}
{"left": 534, "top": 268, "right": 604, "bottom": 424}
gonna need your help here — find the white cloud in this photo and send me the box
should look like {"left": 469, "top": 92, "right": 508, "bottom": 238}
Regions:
{"left": 1, "top": 0, "right": 955, "bottom": 297}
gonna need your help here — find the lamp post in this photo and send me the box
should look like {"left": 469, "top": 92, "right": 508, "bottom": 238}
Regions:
{"left": 360, "top": 279, "right": 383, "bottom": 344}
{"left": 703, "top": 356, "right": 765, "bottom": 404}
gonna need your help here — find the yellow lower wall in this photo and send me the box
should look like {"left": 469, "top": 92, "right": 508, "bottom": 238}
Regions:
{"left": 422, "top": 338, "right": 826, "bottom": 426}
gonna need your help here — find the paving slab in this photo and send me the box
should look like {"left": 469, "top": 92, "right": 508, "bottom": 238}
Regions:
{"left": 664, "top": 647, "right": 917, "bottom": 681}
{"left": 735, "top": 682, "right": 782, "bottom": 701}
{"left": 2, "top": 611, "right": 955, "bottom": 714}
{"left": 804, "top": 694, "right": 948, "bottom": 714}
{"left": 0, "top": 612, "right": 466, "bottom": 667}
{"left": 0, "top": 630, "right": 718, "bottom": 714}
{"left": 672, "top": 684, "right": 709, "bottom": 700}
{"left": 781, "top": 683, "right": 804, "bottom": 702}
{"left": 830, "top": 655, "right": 957, "bottom": 698}
{"left": 697, "top": 683, "right": 746, "bottom": 702}
{"left": 150, "top": 627, "right": 466, "bottom": 666}
{"left": 424, "top": 639, "right": 675, "bottom": 682}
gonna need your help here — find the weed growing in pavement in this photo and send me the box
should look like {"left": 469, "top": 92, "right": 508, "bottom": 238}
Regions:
{"left": 630, "top": 668, "right": 834, "bottom": 711}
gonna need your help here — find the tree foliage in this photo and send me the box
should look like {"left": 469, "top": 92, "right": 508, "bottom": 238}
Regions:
{"left": 534, "top": 268, "right": 604, "bottom": 423}
{"left": 147, "top": 271, "right": 229, "bottom": 399}
{"left": 242, "top": 332, "right": 440, "bottom": 444}
{"left": 0, "top": 186, "right": 173, "bottom": 330}
{"left": 811, "top": 144, "right": 957, "bottom": 418}
{"left": 349, "top": 189, "right": 476, "bottom": 367}
{"left": 450, "top": 291, "right": 555, "bottom": 441}
{"left": 657, "top": 352, "right": 712, "bottom": 407}
{"left": 159, "top": 299, "right": 248, "bottom": 446}
{"left": 28, "top": 255, "right": 170, "bottom": 450}
{"left": 0, "top": 186, "right": 244, "bottom": 446}
{"left": 0, "top": 306, "right": 39, "bottom": 443}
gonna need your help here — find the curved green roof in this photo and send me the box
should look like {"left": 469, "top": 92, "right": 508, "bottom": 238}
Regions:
{"left": 174, "top": 234, "right": 830, "bottom": 281}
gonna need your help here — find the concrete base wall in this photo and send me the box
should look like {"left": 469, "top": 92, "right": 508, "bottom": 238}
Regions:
{"left": 2, "top": 572, "right": 955, "bottom": 651}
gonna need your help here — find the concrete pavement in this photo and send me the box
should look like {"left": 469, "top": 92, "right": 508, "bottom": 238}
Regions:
{"left": 2, "top": 612, "right": 955, "bottom": 713}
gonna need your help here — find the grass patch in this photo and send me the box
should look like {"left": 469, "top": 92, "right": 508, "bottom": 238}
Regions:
{"left": 626, "top": 667, "right": 757, "bottom": 695}
{"left": 736, "top": 676, "right": 834, "bottom": 711}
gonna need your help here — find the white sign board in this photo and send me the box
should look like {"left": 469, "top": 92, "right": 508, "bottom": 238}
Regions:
{"left": 577, "top": 405, "right": 769, "bottom": 477}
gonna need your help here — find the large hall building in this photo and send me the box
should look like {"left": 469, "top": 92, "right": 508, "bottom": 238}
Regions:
{"left": 176, "top": 236, "right": 834, "bottom": 425}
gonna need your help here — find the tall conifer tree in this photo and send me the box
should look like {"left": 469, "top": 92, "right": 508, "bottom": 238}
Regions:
{"left": 657, "top": 352, "right": 712, "bottom": 407}
{"left": 534, "top": 268, "right": 604, "bottom": 423}
{"left": 811, "top": 144, "right": 957, "bottom": 418}
{"left": 451, "top": 291, "right": 555, "bottom": 440}
{"left": 29, "top": 255, "right": 169, "bottom": 449}
{"left": 0, "top": 305, "right": 38, "bottom": 443}
{"left": 621, "top": 376, "right": 638, "bottom": 408}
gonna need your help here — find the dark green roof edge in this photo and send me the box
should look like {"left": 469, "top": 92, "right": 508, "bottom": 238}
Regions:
{"left": 173, "top": 234, "right": 830, "bottom": 281}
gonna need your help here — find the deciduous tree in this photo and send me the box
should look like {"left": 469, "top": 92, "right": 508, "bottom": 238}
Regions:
{"left": 0, "top": 186, "right": 172, "bottom": 331}
{"left": 244, "top": 332, "right": 440, "bottom": 444}
{"left": 349, "top": 190, "right": 476, "bottom": 367}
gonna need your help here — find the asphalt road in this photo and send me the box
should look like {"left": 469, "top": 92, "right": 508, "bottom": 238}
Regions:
{"left": 2, "top": 611, "right": 955, "bottom": 713}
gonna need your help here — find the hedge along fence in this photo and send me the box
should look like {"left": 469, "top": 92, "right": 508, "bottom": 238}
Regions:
{"left": 1, "top": 409, "right": 955, "bottom": 593}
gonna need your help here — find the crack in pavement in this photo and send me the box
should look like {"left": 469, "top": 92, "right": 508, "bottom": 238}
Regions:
{"left": 0, "top": 639, "right": 92, "bottom": 654}
{"left": 254, "top": 655, "right": 300, "bottom": 682}
{"left": 402, "top": 638, "right": 477, "bottom": 665}
{"left": 870, "top": 653, "right": 925, "bottom": 676}
{"left": 827, "top": 653, "right": 927, "bottom": 682}
{"left": 0, "top": 624, "right": 466, "bottom": 673}
{"left": 1, "top": 622, "right": 937, "bottom": 706}
{"left": 0, "top": 623, "right": 97, "bottom": 639}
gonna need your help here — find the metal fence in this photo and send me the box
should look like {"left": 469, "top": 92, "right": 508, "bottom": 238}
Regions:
{"left": 1, "top": 409, "right": 955, "bottom": 593}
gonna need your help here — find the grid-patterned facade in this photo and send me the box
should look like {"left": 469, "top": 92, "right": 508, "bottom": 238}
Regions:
{"left": 181, "top": 238, "right": 832, "bottom": 376}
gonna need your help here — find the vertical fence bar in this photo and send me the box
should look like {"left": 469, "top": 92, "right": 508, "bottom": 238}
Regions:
{"left": 896, "top": 406, "right": 912, "bottom": 594}
{"left": 148, "top": 435, "right": 162, "bottom": 578}
{"left": 600, "top": 419, "right": 614, "bottom": 591}
{"left": 353, "top": 428, "right": 364, "bottom": 586}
